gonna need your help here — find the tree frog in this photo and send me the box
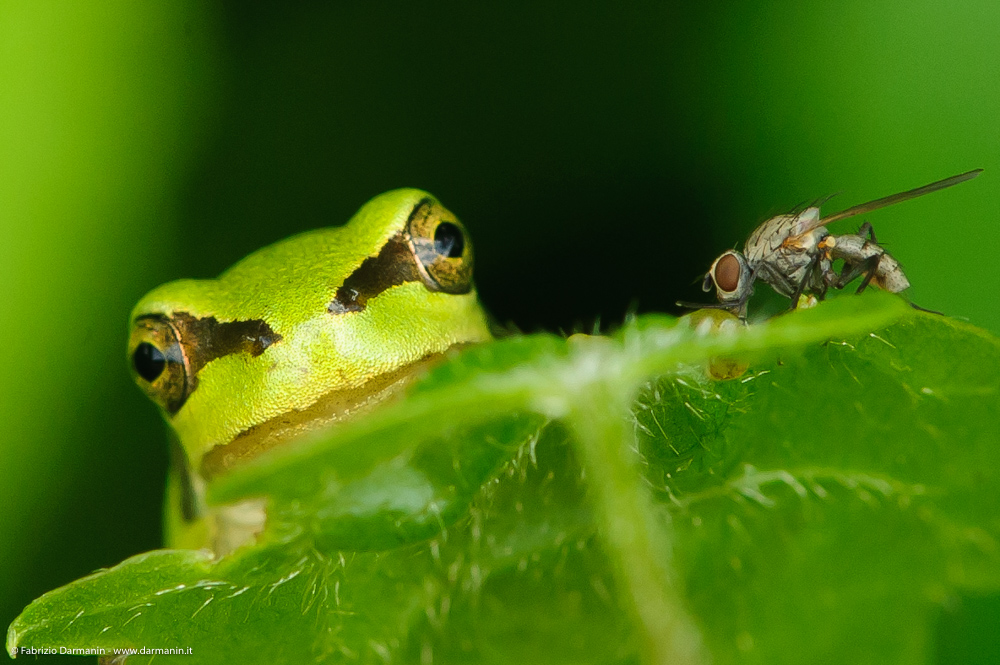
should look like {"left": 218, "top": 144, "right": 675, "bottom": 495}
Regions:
{"left": 127, "top": 190, "right": 492, "bottom": 555}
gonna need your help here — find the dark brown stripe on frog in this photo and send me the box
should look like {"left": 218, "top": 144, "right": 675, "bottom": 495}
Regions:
{"left": 170, "top": 312, "right": 282, "bottom": 376}
{"left": 327, "top": 199, "right": 433, "bottom": 314}
{"left": 136, "top": 313, "right": 282, "bottom": 414}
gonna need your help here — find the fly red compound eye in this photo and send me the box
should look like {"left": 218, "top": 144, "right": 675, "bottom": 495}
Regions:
{"left": 714, "top": 253, "right": 742, "bottom": 293}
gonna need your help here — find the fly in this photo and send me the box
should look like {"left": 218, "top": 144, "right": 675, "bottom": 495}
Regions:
{"left": 679, "top": 169, "right": 982, "bottom": 317}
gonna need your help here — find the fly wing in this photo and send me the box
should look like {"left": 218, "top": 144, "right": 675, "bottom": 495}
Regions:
{"left": 744, "top": 207, "right": 821, "bottom": 263}
{"left": 809, "top": 169, "right": 983, "bottom": 230}
{"left": 745, "top": 169, "right": 980, "bottom": 263}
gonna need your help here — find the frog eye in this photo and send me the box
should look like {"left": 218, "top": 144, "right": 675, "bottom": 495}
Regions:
{"left": 128, "top": 316, "right": 190, "bottom": 413}
{"left": 406, "top": 200, "right": 474, "bottom": 294}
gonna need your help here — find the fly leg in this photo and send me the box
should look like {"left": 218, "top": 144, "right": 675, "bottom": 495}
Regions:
{"left": 910, "top": 302, "right": 944, "bottom": 315}
{"left": 857, "top": 220, "right": 877, "bottom": 243}
{"left": 811, "top": 253, "right": 830, "bottom": 301}
{"left": 788, "top": 251, "right": 824, "bottom": 309}
{"left": 832, "top": 221, "right": 883, "bottom": 293}
{"left": 813, "top": 235, "right": 838, "bottom": 301}
{"left": 835, "top": 252, "right": 883, "bottom": 294}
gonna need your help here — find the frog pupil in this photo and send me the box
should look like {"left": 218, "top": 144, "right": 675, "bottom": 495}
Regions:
{"left": 133, "top": 342, "right": 166, "bottom": 382}
{"left": 434, "top": 222, "right": 464, "bottom": 258}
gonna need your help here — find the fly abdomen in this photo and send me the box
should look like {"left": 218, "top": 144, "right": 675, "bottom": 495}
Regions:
{"left": 829, "top": 233, "right": 911, "bottom": 293}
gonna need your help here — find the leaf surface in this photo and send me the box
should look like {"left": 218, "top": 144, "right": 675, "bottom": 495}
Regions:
{"left": 10, "top": 293, "right": 999, "bottom": 664}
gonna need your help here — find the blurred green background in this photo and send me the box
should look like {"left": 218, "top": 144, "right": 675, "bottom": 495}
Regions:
{"left": 1, "top": 1, "right": 996, "bottom": 662}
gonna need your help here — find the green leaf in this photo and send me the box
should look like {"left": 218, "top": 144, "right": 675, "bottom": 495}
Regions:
{"left": 7, "top": 546, "right": 334, "bottom": 664}
{"left": 10, "top": 293, "right": 1000, "bottom": 664}
{"left": 639, "top": 313, "right": 1000, "bottom": 663}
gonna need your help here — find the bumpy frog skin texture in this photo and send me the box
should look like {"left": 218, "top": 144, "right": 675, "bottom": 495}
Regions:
{"left": 128, "top": 189, "right": 492, "bottom": 552}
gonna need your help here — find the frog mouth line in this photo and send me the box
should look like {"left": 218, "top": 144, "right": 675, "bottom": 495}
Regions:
{"left": 199, "top": 353, "right": 446, "bottom": 481}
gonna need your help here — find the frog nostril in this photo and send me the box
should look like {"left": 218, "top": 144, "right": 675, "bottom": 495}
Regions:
{"left": 133, "top": 342, "right": 166, "bottom": 382}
